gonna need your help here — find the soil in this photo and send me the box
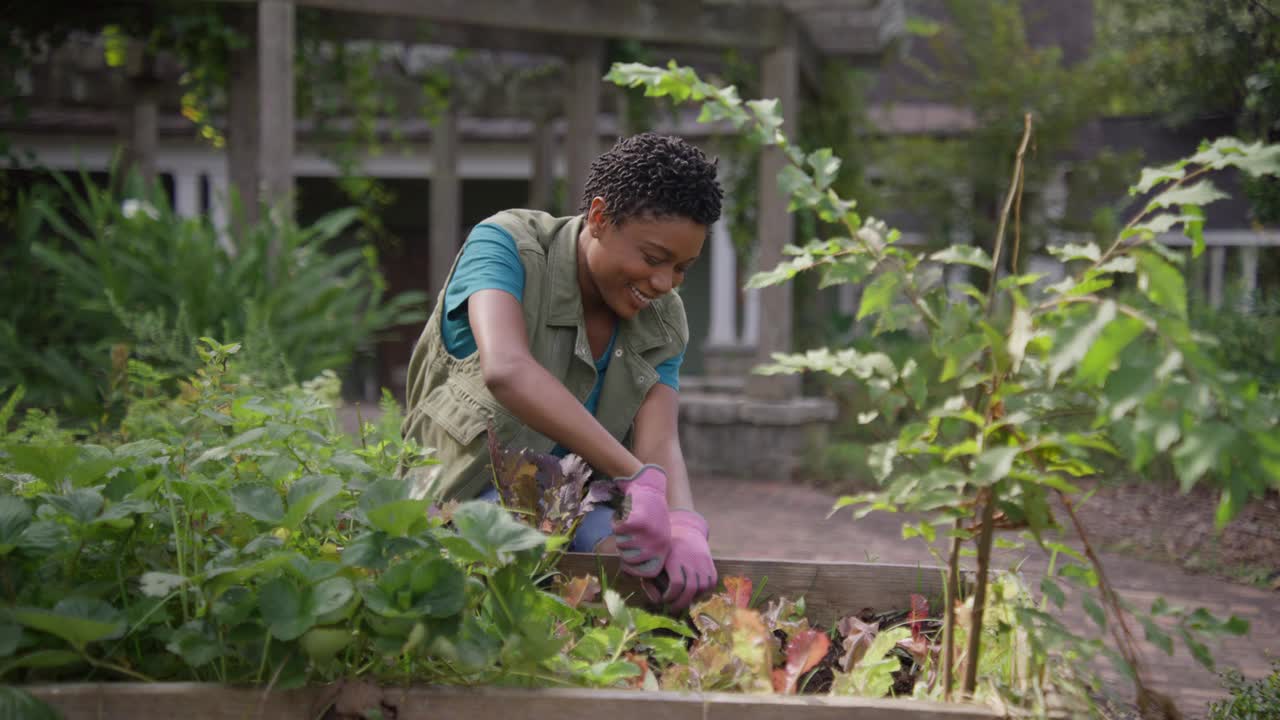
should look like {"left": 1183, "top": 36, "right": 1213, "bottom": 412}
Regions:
{"left": 1067, "top": 481, "right": 1280, "bottom": 589}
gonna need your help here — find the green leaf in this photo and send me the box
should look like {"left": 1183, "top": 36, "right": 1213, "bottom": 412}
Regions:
{"left": 857, "top": 273, "right": 902, "bottom": 321}
{"left": 1007, "top": 306, "right": 1034, "bottom": 374}
{"left": 311, "top": 577, "right": 355, "bottom": 618}
{"left": 1075, "top": 315, "right": 1146, "bottom": 387}
{"left": 2, "top": 444, "right": 78, "bottom": 486}
{"left": 1178, "top": 628, "right": 1215, "bottom": 671}
{"left": 1136, "top": 250, "right": 1187, "bottom": 318}
{"left": 11, "top": 598, "right": 125, "bottom": 649}
{"left": 230, "top": 483, "right": 284, "bottom": 524}
{"left": 1048, "top": 300, "right": 1117, "bottom": 386}
{"left": 44, "top": 488, "right": 104, "bottom": 525}
{"left": 259, "top": 576, "right": 314, "bottom": 641}
{"left": 972, "top": 446, "right": 1020, "bottom": 486}
{"left": 1047, "top": 242, "right": 1101, "bottom": 263}
{"left": 0, "top": 623, "right": 21, "bottom": 657}
{"left": 930, "top": 245, "right": 994, "bottom": 271}
{"left": 1140, "top": 616, "right": 1174, "bottom": 655}
{"left": 807, "top": 148, "right": 841, "bottom": 191}
{"left": 408, "top": 557, "right": 466, "bottom": 618}
{"left": 450, "top": 501, "right": 546, "bottom": 565}
{"left": 1040, "top": 578, "right": 1066, "bottom": 609}
{"left": 165, "top": 621, "right": 224, "bottom": 667}
{"left": 139, "top": 572, "right": 187, "bottom": 598}
{"left": 604, "top": 589, "right": 633, "bottom": 630}
{"left": 1146, "top": 180, "right": 1228, "bottom": 211}
{"left": 1131, "top": 162, "right": 1186, "bottom": 194}
{"left": 0, "top": 496, "right": 32, "bottom": 554}
{"left": 366, "top": 498, "right": 432, "bottom": 537}
{"left": 282, "top": 475, "right": 342, "bottom": 530}
{"left": 0, "top": 649, "right": 83, "bottom": 676}
{"left": 1082, "top": 596, "right": 1107, "bottom": 630}
{"left": 1172, "top": 422, "right": 1236, "bottom": 492}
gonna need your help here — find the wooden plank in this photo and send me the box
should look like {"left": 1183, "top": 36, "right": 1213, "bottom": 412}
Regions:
{"left": 30, "top": 682, "right": 997, "bottom": 720}
{"left": 28, "top": 683, "right": 318, "bottom": 720}
{"left": 557, "top": 553, "right": 951, "bottom": 627}
{"left": 214, "top": 0, "right": 790, "bottom": 50}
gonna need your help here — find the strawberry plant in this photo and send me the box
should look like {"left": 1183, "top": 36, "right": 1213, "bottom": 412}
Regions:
{"left": 607, "top": 60, "right": 1277, "bottom": 715}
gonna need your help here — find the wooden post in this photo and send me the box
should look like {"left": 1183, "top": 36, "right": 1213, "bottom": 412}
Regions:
{"left": 226, "top": 6, "right": 260, "bottom": 228}
{"left": 529, "top": 115, "right": 555, "bottom": 211}
{"left": 1208, "top": 245, "right": 1226, "bottom": 309}
{"left": 429, "top": 103, "right": 462, "bottom": 304}
{"left": 565, "top": 40, "right": 602, "bottom": 215}
{"left": 1239, "top": 245, "right": 1259, "bottom": 312}
{"left": 258, "top": 0, "right": 295, "bottom": 224}
{"left": 744, "top": 24, "right": 801, "bottom": 401}
{"left": 128, "top": 80, "right": 158, "bottom": 187}
{"left": 120, "top": 42, "right": 158, "bottom": 189}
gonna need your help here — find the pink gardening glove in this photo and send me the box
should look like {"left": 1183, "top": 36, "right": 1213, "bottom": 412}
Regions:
{"left": 611, "top": 465, "right": 671, "bottom": 578}
{"left": 642, "top": 509, "right": 716, "bottom": 611}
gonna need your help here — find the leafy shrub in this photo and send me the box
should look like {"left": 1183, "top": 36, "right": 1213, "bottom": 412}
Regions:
{"left": 1209, "top": 663, "right": 1280, "bottom": 720}
{"left": 1192, "top": 295, "right": 1280, "bottom": 393}
{"left": 0, "top": 169, "right": 426, "bottom": 423}
{"left": 608, "top": 61, "right": 1269, "bottom": 713}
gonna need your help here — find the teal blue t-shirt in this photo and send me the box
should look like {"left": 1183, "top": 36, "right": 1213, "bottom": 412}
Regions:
{"left": 442, "top": 223, "right": 683, "bottom": 420}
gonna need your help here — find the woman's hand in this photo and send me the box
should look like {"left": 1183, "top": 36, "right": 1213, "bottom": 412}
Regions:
{"left": 643, "top": 509, "right": 716, "bottom": 610}
{"left": 611, "top": 465, "right": 672, "bottom": 577}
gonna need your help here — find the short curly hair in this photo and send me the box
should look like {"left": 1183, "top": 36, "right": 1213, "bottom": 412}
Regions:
{"left": 579, "top": 132, "right": 723, "bottom": 228}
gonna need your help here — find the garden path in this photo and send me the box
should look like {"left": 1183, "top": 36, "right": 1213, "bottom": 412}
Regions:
{"left": 693, "top": 473, "right": 1278, "bottom": 718}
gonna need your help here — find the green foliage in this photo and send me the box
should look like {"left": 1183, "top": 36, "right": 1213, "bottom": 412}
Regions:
{"left": 0, "top": 168, "right": 425, "bottom": 424}
{"left": 609, "top": 59, "right": 1271, "bottom": 714}
{"left": 1208, "top": 662, "right": 1280, "bottom": 720}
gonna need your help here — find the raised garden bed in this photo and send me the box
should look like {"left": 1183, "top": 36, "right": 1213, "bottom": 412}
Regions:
{"left": 28, "top": 555, "right": 995, "bottom": 720}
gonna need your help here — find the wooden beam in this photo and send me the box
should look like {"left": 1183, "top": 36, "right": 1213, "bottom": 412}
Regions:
{"left": 215, "top": 0, "right": 790, "bottom": 50}
{"left": 257, "top": 0, "right": 295, "bottom": 222}
{"left": 31, "top": 682, "right": 997, "bottom": 719}
{"left": 564, "top": 40, "right": 602, "bottom": 216}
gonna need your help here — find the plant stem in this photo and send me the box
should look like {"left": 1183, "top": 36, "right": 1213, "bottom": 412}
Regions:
{"left": 942, "top": 516, "right": 963, "bottom": 701}
{"left": 962, "top": 485, "right": 999, "bottom": 696}
{"left": 1057, "top": 490, "right": 1157, "bottom": 711}
{"left": 83, "top": 654, "right": 156, "bottom": 683}
{"left": 986, "top": 113, "right": 1035, "bottom": 303}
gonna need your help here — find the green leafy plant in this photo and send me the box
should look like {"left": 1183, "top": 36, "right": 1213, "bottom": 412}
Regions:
{"left": 1208, "top": 662, "right": 1280, "bottom": 720}
{"left": 0, "top": 168, "right": 425, "bottom": 424}
{"left": 607, "top": 60, "right": 1275, "bottom": 715}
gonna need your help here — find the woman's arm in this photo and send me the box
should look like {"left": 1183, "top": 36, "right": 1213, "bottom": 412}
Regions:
{"left": 469, "top": 288, "right": 643, "bottom": 479}
{"left": 631, "top": 383, "right": 695, "bottom": 511}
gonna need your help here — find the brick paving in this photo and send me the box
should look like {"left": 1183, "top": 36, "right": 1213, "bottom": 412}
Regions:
{"left": 693, "top": 474, "right": 1279, "bottom": 718}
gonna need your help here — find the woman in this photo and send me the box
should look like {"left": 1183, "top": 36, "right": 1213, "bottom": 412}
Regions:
{"left": 401, "top": 133, "right": 722, "bottom": 610}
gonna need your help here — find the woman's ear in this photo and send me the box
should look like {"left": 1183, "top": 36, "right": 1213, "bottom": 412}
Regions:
{"left": 586, "top": 197, "right": 609, "bottom": 238}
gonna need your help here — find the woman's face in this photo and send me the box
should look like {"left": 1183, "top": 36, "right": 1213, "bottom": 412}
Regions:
{"left": 582, "top": 198, "right": 706, "bottom": 320}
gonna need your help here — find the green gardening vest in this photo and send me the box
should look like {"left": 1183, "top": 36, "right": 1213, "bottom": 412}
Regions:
{"left": 399, "top": 209, "right": 689, "bottom": 501}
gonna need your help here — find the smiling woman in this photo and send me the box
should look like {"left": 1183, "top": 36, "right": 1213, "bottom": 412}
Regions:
{"left": 399, "top": 133, "right": 724, "bottom": 610}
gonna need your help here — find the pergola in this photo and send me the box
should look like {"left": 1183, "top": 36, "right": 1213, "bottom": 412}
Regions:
{"left": 206, "top": 0, "right": 905, "bottom": 402}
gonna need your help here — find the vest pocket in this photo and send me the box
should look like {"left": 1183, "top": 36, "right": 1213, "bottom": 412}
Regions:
{"left": 421, "top": 381, "right": 497, "bottom": 446}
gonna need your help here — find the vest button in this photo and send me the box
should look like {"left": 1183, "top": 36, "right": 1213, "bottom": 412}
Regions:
{"left": 614, "top": 348, "right": 624, "bottom": 358}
